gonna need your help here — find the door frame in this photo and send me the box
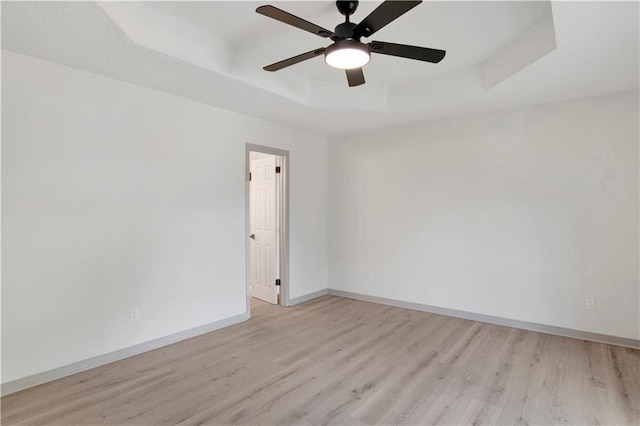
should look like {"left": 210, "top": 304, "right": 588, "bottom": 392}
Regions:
{"left": 246, "top": 144, "right": 290, "bottom": 315}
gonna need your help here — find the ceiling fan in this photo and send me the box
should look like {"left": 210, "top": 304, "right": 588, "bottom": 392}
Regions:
{"left": 256, "top": 0, "right": 446, "bottom": 87}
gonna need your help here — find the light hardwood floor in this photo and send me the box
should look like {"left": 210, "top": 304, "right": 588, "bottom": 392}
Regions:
{"left": 2, "top": 295, "right": 639, "bottom": 425}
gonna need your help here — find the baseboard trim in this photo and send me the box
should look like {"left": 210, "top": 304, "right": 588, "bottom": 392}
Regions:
{"left": 288, "top": 289, "right": 329, "bottom": 306}
{"left": 327, "top": 289, "right": 640, "bottom": 350}
{"left": 1, "top": 312, "right": 250, "bottom": 396}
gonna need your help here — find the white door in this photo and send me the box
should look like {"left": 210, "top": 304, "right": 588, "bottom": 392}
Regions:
{"left": 250, "top": 155, "right": 279, "bottom": 304}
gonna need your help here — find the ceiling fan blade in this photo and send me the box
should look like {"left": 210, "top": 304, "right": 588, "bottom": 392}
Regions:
{"left": 345, "top": 68, "right": 366, "bottom": 87}
{"left": 353, "top": 1, "right": 422, "bottom": 39}
{"left": 256, "top": 5, "right": 334, "bottom": 38}
{"left": 263, "top": 48, "right": 326, "bottom": 72}
{"left": 369, "top": 41, "right": 446, "bottom": 63}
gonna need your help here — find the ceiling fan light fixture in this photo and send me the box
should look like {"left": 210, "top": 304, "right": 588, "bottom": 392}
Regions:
{"left": 324, "top": 40, "right": 370, "bottom": 70}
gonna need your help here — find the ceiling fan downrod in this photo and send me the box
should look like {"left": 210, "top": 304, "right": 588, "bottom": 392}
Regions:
{"left": 334, "top": 1, "right": 359, "bottom": 39}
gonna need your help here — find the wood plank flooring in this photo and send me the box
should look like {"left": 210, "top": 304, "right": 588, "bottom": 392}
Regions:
{"left": 2, "top": 295, "right": 639, "bottom": 425}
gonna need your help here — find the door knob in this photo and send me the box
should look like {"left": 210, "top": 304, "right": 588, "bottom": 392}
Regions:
{"left": 249, "top": 234, "right": 255, "bottom": 239}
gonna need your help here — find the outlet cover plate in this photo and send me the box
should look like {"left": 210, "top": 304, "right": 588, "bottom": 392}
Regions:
{"left": 585, "top": 298, "right": 596, "bottom": 311}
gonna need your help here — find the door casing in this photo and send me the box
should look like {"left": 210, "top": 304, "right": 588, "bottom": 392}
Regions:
{"left": 245, "top": 144, "right": 290, "bottom": 316}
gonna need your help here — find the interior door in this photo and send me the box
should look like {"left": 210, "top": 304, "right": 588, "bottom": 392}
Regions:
{"left": 250, "top": 155, "right": 278, "bottom": 304}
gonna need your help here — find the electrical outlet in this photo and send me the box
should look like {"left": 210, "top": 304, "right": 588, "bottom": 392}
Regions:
{"left": 129, "top": 308, "right": 139, "bottom": 321}
{"left": 585, "top": 298, "right": 596, "bottom": 311}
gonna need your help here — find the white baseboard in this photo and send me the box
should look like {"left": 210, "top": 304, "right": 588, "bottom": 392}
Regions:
{"left": 1, "top": 312, "right": 250, "bottom": 396}
{"left": 6, "top": 290, "right": 636, "bottom": 396}
{"left": 288, "top": 289, "right": 328, "bottom": 306}
{"left": 328, "top": 289, "right": 640, "bottom": 350}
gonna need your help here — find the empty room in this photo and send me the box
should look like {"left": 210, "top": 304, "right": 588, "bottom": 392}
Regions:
{"left": 1, "top": 1, "right": 639, "bottom": 425}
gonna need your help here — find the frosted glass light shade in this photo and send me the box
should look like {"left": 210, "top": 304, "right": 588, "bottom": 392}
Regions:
{"left": 324, "top": 41, "right": 371, "bottom": 70}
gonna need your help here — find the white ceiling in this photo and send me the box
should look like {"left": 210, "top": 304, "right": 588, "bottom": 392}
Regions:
{"left": 2, "top": 1, "right": 638, "bottom": 136}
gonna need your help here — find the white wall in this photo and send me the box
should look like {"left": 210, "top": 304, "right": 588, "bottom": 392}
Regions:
{"left": 1, "top": 50, "right": 328, "bottom": 384}
{"left": 329, "top": 90, "right": 639, "bottom": 340}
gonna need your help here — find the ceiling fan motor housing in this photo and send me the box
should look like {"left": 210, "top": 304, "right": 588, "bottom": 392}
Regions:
{"left": 333, "top": 22, "right": 357, "bottom": 39}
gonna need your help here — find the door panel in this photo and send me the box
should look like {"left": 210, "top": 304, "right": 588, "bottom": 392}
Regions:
{"left": 250, "top": 155, "right": 278, "bottom": 304}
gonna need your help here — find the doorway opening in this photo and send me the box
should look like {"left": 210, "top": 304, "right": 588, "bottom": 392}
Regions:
{"left": 246, "top": 144, "right": 289, "bottom": 315}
